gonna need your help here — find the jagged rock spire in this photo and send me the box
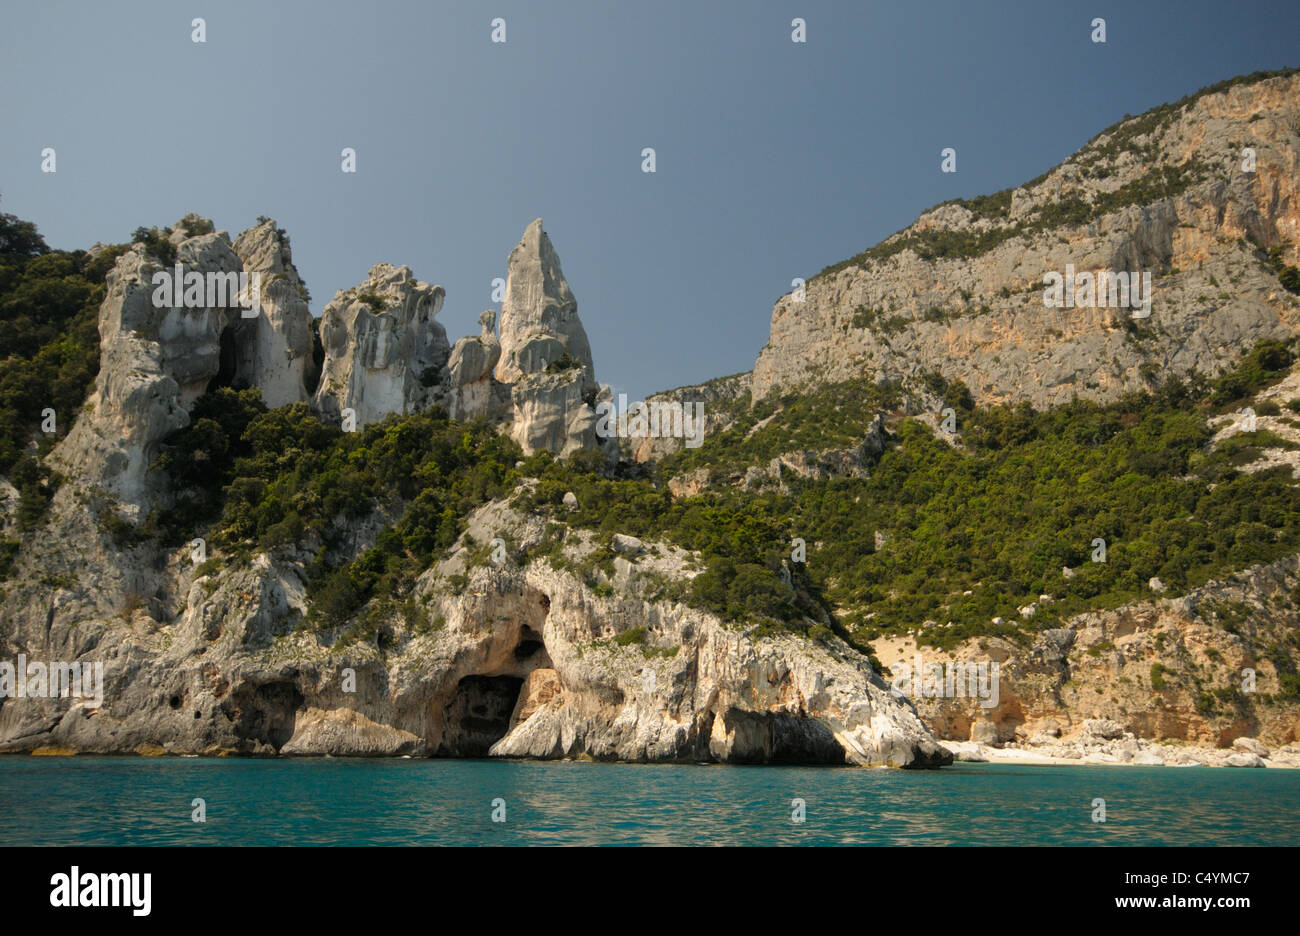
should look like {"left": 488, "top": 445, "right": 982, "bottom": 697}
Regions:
{"left": 232, "top": 219, "right": 315, "bottom": 408}
{"left": 311, "top": 263, "right": 449, "bottom": 428}
{"left": 494, "top": 219, "right": 594, "bottom": 384}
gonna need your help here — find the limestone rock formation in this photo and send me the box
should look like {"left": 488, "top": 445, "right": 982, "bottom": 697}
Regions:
{"left": 507, "top": 371, "right": 606, "bottom": 457}
{"left": 489, "top": 220, "right": 605, "bottom": 456}
{"left": 306, "top": 220, "right": 606, "bottom": 456}
{"left": 0, "top": 490, "right": 950, "bottom": 767}
{"left": 630, "top": 372, "right": 752, "bottom": 463}
{"left": 50, "top": 216, "right": 301, "bottom": 513}
{"left": 312, "top": 263, "right": 450, "bottom": 427}
{"left": 444, "top": 310, "right": 507, "bottom": 423}
{"left": 873, "top": 552, "right": 1300, "bottom": 752}
{"left": 46, "top": 211, "right": 611, "bottom": 523}
{"left": 16, "top": 74, "right": 1300, "bottom": 772}
{"left": 167, "top": 213, "right": 214, "bottom": 243}
{"left": 232, "top": 219, "right": 316, "bottom": 408}
{"left": 495, "top": 219, "right": 594, "bottom": 383}
{"left": 750, "top": 71, "right": 1300, "bottom": 410}
{"left": 738, "top": 414, "right": 887, "bottom": 491}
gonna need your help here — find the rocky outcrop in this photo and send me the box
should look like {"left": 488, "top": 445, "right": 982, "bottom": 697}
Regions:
{"left": 751, "top": 71, "right": 1300, "bottom": 410}
{"left": 312, "top": 263, "right": 450, "bottom": 427}
{"left": 507, "top": 372, "right": 606, "bottom": 457}
{"left": 631, "top": 372, "right": 751, "bottom": 463}
{"left": 738, "top": 414, "right": 887, "bottom": 491}
{"left": 306, "top": 219, "right": 607, "bottom": 456}
{"left": 49, "top": 215, "right": 306, "bottom": 514}
{"left": 42, "top": 211, "right": 612, "bottom": 529}
{"left": 495, "top": 219, "right": 594, "bottom": 384}
{"left": 874, "top": 552, "right": 1300, "bottom": 752}
{"left": 444, "top": 309, "right": 508, "bottom": 422}
{"left": 0, "top": 491, "right": 950, "bottom": 768}
{"left": 231, "top": 219, "right": 316, "bottom": 408}
{"left": 491, "top": 220, "right": 606, "bottom": 456}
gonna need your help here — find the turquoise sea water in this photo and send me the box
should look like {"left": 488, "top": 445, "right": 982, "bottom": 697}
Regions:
{"left": 2, "top": 756, "right": 1297, "bottom": 846}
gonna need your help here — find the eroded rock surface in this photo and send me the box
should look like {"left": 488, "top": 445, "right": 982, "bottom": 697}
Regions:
{"left": 50, "top": 216, "right": 306, "bottom": 514}
{"left": 0, "top": 492, "right": 949, "bottom": 767}
{"left": 874, "top": 553, "right": 1300, "bottom": 754}
{"left": 751, "top": 73, "right": 1300, "bottom": 410}
{"left": 308, "top": 219, "right": 607, "bottom": 456}
{"left": 312, "top": 263, "right": 450, "bottom": 427}
{"left": 231, "top": 219, "right": 316, "bottom": 408}
{"left": 495, "top": 219, "right": 594, "bottom": 383}
{"left": 445, "top": 309, "right": 508, "bottom": 422}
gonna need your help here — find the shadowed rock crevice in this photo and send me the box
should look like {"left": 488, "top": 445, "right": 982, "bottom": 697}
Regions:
{"left": 302, "top": 319, "right": 324, "bottom": 396}
{"left": 513, "top": 625, "right": 545, "bottom": 661}
{"left": 223, "top": 681, "right": 304, "bottom": 752}
{"left": 709, "top": 709, "right": 848, "bottom": 765}
{"left": 207, "top": 321, "right": 255, "bottom": 394}
{"left": 438, "top": 675, "right": 526, "bottom": 757}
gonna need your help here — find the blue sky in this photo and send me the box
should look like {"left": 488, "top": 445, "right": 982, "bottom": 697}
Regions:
{"left": 1, "top": 0, "right": 1296, "bottom": 401}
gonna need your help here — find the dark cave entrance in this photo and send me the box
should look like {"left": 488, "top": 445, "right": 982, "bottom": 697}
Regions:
{"left": 206, "top": 323, "right": 252, "bottom": 394}
{"left": 433, "top": 603, "right": 553, "bottom": 758}
{"left": 514, "top": 626, "right": 545, "bottom": 661}
{"left": 439, "top": 675, "right": 525, "bottom": 757}
{"left": 303, "top": 316, "right": 324, "bottom": 396}
{"left": 223, "top": 680, "right": 304, "bottom": 752}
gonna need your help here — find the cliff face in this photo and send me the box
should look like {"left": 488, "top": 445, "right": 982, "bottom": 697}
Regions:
{"left": 0, "top": 491, "right": 948, "bottom": 767}
{"left": 231, "top": 219, "right": 317, "bottom": 409}
{"left": 311, "top": 262, "right": 451, "bottom": 426}
{"left": 751, "top": 72, "right": 1300, "bottom": 409}
{"left": 49, "top": 218, "right": 315, "bottom": 514}
{"left": 1, "top": 211, "right": 942, "bottom": 766}
{"left": 875, "top": 553, "right": 1300, "bottom": 762}
{"left": 6, "top": 70, "right": 1299, "bottom": 767}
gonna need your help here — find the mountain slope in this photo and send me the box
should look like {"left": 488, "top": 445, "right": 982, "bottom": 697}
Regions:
{"left": 4, "top": 70, "right": 1299, "bottom": 766}
{"left": 752, "top": 69, "right": 1300, "bottom": 408}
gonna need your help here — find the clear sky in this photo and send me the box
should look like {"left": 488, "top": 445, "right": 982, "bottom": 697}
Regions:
{"left": 1, "top": 0, "right": 1296, "bottom": 401}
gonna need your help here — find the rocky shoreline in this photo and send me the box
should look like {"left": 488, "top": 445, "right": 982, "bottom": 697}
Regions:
{"left": 944, "top": 722, "right": 1300, "bottom": 768}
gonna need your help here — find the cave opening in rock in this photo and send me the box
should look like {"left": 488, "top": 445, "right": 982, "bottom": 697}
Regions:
{"left": 514, "top": 624, "right": 545, "bottom": 661}
{"left": 439, "top": 675, "right": 525, "bottom": 757}
{"left": 303, "top": 317, "right": 324, "bottom": 395}
{"left": 223, "top": 681, "right": 304, "bottom": 752}
{"left": 207, "top": 322, "right": 252, "bottom": 394}
{"left": 433, "top": 598, "right": 554, "bottom": 758}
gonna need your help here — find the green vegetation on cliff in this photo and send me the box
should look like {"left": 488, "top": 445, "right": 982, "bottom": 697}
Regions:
{"left": 0, "top": 208, "right": 127, "bottom": 474}
{"left": 4, "top": 207, "right": 1297, "bottom": 662}
{"left": 525, "top": 340, "right": 1300, "bottom": 651}
{"left": 154, "top": 396, "right": 519, "bottom": 633}
{"left": 143, "top": 336, "right": 1300, "bottom": 654}
{"left": 816, "top": 159, "right": 1210, "bottom": 278}
{"left": 0, "top": 207, "right": 129, "bottom": 549}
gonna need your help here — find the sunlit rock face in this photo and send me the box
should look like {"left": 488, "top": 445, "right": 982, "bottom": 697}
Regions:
{"left": 445, "top": 309, "right": 508, "bottom": 423}
{"left": 0, "top": 494, "right": 953, "bottom": 769}
{"left": 495, "top": 218, "right": 594, "bottom": 384}
{"left": 752, "top": 73, "right": 1300, "bottom": 410}
{"left": 231, "top": 219, "right": 315, "bottom": 409}
{"left": 50, "top": 216, "right": 300, "bottom": 514}
{"left": 309, "top": 219, "right": 606, "bottom": 456}
{"left": 311, "top": 263, "right": 450, "bottom": 428}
